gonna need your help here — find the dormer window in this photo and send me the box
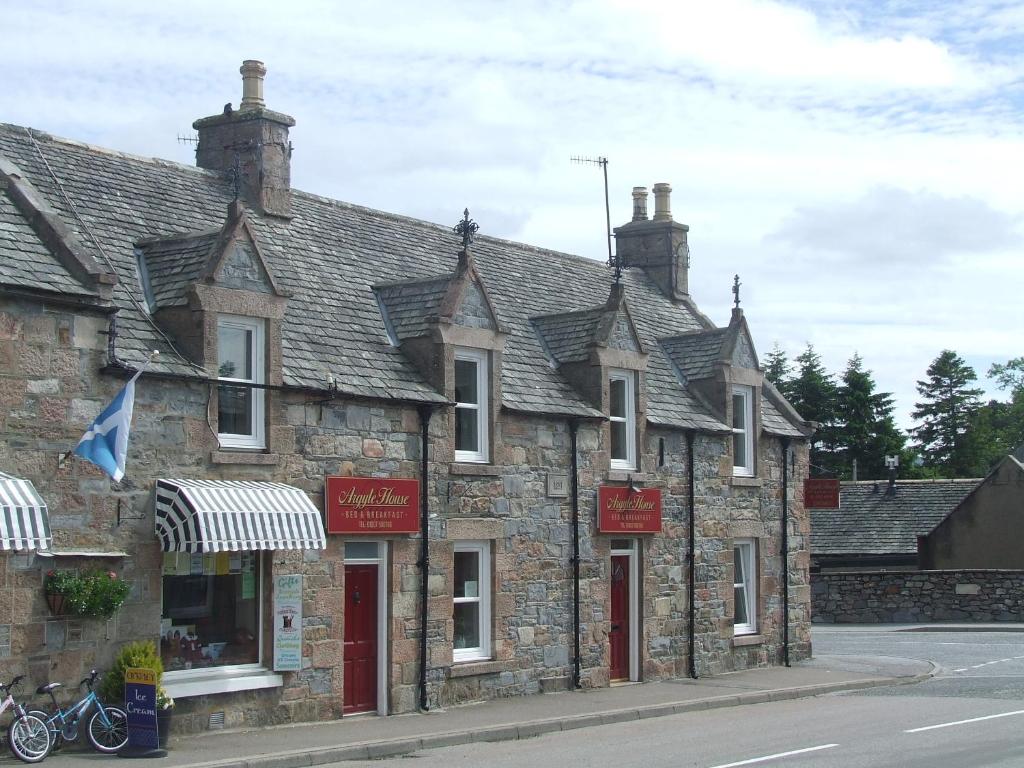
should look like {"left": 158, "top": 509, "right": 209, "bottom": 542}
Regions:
{"left": 218, "top": 315, "right": 265, "bottom": 449}
{"left": 732, "top": 385, "right": 754, "bottom": 476}
{"left": 454, "top": 348, "right": 489, "bottom": 463}
{"left": 609, "top": 369, "right": 636, "bottom": 470}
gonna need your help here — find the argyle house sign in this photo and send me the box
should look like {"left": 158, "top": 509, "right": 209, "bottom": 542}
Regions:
{"left": 597, "top": 486, "right": 663, "bottom": 533}
{"left": 325, "top": 477, "right": 419, "bottom": 534}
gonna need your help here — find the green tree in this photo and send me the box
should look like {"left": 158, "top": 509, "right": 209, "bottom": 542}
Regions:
{"left": 787, "top": 344, "right": 839, "bottom": 476}
{"left": 763, "top": 343, "right": 793, "bottom": 396}
{"left": 911, "top": 350, "right": 983, "bottom": 476}
{"left": 835, "top": 354, "right": 905, "bottom": 479}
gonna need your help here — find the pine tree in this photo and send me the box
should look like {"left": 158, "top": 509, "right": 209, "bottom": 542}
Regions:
{"left": 835, "top": 354, "right": 904, "bottom": 479}
{"left": 763, "top": 343, "right": 792, "bottom": 394}
{"left": 911, "top": 350, "right": 983, "bottom": 476}
{"left": 787, "top": 344, "right": 839, "bottom": 476}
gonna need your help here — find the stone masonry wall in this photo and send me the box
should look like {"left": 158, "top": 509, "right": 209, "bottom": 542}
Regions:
{"left": 812, "top": 571, "right": 1024, "bottom": 623}
{"left": 0, "top": 295, "right": 811, "bottom": 733}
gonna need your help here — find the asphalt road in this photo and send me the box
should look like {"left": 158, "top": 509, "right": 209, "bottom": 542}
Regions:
{"left": 335, "top": 626, "right": 1024, "bottom": 768}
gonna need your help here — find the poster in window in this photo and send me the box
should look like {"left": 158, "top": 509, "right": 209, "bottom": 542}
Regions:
{"left": 273, "top": 574, "right": 303, "bottom": 672}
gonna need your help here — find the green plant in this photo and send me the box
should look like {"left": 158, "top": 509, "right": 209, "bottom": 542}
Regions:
{"left": 44, "top": 569, "right": 130, "bottom": 619}
{"left": 99, "top": 641, "right": 168, "bottom": 707}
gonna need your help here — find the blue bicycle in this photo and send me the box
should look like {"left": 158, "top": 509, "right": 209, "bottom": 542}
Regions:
{"left": 29, "top": 670, "right": 127, "bottom": 754}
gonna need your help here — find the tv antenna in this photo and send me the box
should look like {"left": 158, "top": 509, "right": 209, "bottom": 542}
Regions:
{"left": 571, "top": 155, "right": 617, "bottom": 282}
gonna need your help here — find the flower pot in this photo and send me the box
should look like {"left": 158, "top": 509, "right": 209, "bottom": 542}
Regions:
{"left": 157, "top": 706, "right": 172, "bottom": 749}
{"left": 46, "top": 592, "right": 67, "bottom": 616}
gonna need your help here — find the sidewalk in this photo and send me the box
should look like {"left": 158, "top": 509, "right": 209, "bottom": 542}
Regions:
{"left": 36, "top": 654, "right": 934, "bottom": 768}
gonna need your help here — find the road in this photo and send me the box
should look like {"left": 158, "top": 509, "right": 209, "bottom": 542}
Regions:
{"left": 335, "top": 626, "right": 1024, "bottom": 768}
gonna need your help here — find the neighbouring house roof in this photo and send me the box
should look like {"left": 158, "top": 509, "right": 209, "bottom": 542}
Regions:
{"left": 810, "top": 478, "right": 980, "bottom": 557}
{"left": 0, "top": 123, "right": 809, "bottom": 434}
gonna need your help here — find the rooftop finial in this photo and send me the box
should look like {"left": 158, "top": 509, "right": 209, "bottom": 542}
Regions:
{"left": 732, "top": 274, "right": 741, "bottom": 309}
{"left": 454, "top": 208, "right": 479, "bottom": 250}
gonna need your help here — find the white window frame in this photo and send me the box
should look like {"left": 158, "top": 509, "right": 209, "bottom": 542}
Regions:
{"left": 217, "top": 315, "right": 265, "bottom": 449}
{"left": 731, "top": 385, "right": 754, "bottom": 477}
{"left": 452, "top": 541, "right": 491, "bottom": 663}
{"left": 733, "top": 538, "right": 757, "bottom": 636}
{"left": 454, "top": 348, "right": 489, "bottom": 464}
{"left": 609, "top": 369, "right": 636, "bottom": 471}
{"left": 162, "top": 552, "right": 278, "bottom": 698}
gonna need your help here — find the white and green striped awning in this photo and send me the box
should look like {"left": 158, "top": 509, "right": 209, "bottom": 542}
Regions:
{"left": 155, "top": 479, "right": 326, "bottom": 553}
{"left": 0, "top": 472, "right": 51, "bottom": 551}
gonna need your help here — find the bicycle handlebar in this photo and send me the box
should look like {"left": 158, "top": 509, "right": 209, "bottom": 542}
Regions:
{"left": 0, "top": 674, "right": 25, "bottom": 691}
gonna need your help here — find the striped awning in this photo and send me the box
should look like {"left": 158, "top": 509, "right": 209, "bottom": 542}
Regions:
{"left": 0, "top": 472, "right": 51, "bottom": 551}
{"left": 155, "top": 479, "right": 326, "bottom": 553}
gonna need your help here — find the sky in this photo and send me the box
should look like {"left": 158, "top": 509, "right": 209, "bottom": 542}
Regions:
{"left": 2, "top": 0, "right": 1022, "bottom": 431}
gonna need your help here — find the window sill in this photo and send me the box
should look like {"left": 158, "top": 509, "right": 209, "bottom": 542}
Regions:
{"left": 449, "top": 659, "right": 509, "bottom": 678}
{"left": 211, "top": 451, "right": 280, "bottom": 466}
{"left": 729, "top": 476, "right": 762, "bottom": 488}
{"left": 449, "top": 463, "right": 501, "bottom": 477}
{"left": 162, "top": 668, "right": 283, "bottom": 698}
{"left": 732, "top": 633, "right": 763, "bottom": 647}
{"left": 606, "top": 470, "right": 648, "bottom": 483}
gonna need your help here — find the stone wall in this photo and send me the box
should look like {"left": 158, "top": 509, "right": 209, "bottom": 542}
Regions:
{"left": 812, "top": 570, "right": 1024, "bottom": 623}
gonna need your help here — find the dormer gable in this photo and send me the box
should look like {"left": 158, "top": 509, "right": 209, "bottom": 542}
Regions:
{"left": 136, "top": 200, "right": 286, "bottom": 314}
{"left": 135, "top": 201, "right": 288, "bottom": 376}
{"left": 532, "top": 283, "right": 647, "bottom": 370}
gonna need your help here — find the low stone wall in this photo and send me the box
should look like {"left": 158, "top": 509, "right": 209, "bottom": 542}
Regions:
{"left": 812, "top": 570, "right": 1024, "bottom": 623}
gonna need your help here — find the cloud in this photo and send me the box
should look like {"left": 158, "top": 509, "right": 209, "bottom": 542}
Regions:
{"left": 767, "top": 186, "right": 1023, "bottom": 263}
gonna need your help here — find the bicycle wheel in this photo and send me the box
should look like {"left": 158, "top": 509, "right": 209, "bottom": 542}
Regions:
{"left": 8, "top": 714, "right": 51, "bottom": 763}
{"left": 87, "top": 705, "right": 128, "bottom": 753}
{"left": 26, "top": 710, "right": 60, "bottom": 754}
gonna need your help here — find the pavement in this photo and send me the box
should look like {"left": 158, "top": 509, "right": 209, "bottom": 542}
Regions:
{"left": 21, "top": 650, "right": 935, "bottom": 768}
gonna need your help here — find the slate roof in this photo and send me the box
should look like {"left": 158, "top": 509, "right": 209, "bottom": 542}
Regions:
{"left": 810, "top": 479, "right": 980, "bottom": 557}
{"left": 137, "top": 230, "right": 219, "bottom": 310}
{"left": 532, "top": 306, "right": 607, "bottom": 365}
{"left": 659, "top": 329, "right": 729, "bottom": 383}
{"left": 374, "top": 274, "right": 454, "bottom": 342}
{"left": 0, "top": 122, "right": 808, "bottom": 433}
{"left": 0, "top": 190, "right": 99, "bottom": 297}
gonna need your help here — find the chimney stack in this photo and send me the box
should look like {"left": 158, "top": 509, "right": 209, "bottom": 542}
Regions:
{"left": 193, "top": 60, "right": 295, "bottom": 217}
{"left": 239, "top": 60, "right": 267, "bottom": 110}
{"left": 652, "top": 182, "right": 672, "bottom": 221}
{"left": 631, "top": 187, "right": 649, "bottom": 221}
{"left": 613, "top": 182, "right": 689, "bottom": 300}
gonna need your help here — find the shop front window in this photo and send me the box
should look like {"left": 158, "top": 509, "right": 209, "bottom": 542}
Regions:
{"left": 160, "top": 551, "right": 261, "bottom": 671}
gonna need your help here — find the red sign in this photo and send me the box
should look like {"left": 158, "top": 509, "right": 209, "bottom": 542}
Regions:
{"left": 804, "top": 478, "right": 840, "bottom": 509}
{"left": 325, "top": 477, "right": 419, "bottom": 534}
{"left": 597, "top": 486, "right": 662, "bottom": 533}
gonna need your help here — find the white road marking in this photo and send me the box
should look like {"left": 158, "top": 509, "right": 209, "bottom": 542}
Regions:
{"left": 708, "top": 744, "right": 839, "bottom": 768}
{"left": 906, "top": 709, "right": 1024, "bottom": 733}
{"left": 951, "top": 655, "right": 1024, "bottom": 673}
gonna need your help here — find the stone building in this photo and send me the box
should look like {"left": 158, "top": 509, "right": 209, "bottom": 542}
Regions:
{"left": 0, "top": 61, "right": 812, "bottom": 732}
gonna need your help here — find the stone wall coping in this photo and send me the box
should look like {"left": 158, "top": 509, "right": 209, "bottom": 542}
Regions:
{"left": 448, "top": 659, "right": 513, "bottom": 678}
{"left": 448, "top": 463, "right": 502, "bottom": 476}
{"left": 211, "top": 451, "right": 281, "bottom": 465}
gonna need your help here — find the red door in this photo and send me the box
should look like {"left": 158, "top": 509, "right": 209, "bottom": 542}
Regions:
{"left": 610, "top": 555, "right": 630, "bottom": 681}
{"left": 344, "top": 564, "right": 378, "bottom": 714}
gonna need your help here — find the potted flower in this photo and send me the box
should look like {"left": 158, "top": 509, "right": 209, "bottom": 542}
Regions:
{"left": 44, "top": 569, "right": 131, "bottom": 619}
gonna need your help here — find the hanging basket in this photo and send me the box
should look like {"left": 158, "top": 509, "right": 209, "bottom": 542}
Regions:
{"left": 45, "top": 592, "right": 67, "bottom": 616}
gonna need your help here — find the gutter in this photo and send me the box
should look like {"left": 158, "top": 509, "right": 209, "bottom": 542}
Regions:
{"left": 417, "top": 404, "right": 436, "bottom": 710}
{"left": 781, "top": 437, "right": 790, "bottom": 668}
{"left": 686, "top": 429, "right": 698, "bottom": 679}
{"left": 569, "top": 418, "right": 581, "bottom": 689}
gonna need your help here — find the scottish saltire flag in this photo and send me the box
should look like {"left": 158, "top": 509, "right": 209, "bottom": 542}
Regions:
{"left": 75, "top": 369, "right": 143, "bottom": 482}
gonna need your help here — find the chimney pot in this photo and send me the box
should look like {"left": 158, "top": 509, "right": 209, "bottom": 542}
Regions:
{"left": 240, "top": 60, "right": 267, "bottom": 111}
{"left": 652, "top": 182, "right": 672, "bottom": 222}
{"left": 631, "top": 187, "right": 649, "bottom": 221}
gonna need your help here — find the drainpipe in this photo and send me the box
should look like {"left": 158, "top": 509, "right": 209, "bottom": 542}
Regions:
{"left": 569, "top": 419, "right": 582, "bottom": 689}
{"left": 781, "top": 437, "right": 790, "bottom": 668}
{"left": 417, "top": 404, "right": 435, "bottom": 711}
{"left": 686, "top": 430, "right": 698, "bottom": 679}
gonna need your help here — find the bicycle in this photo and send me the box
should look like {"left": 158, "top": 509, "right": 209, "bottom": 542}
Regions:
{"left": 29, "top": 669, "right": 128, "bottom": 754}
{"left": 0, "top": 675, "right": 51, "bottom": 763}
